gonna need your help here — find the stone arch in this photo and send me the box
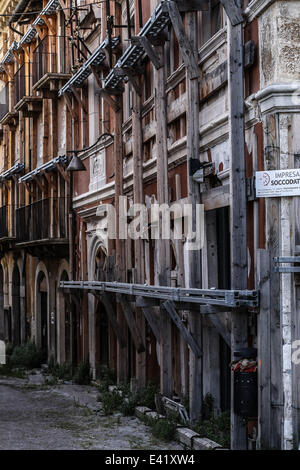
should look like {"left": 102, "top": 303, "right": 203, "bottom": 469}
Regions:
{"left": 89, "top": 234, "right": 108, "bottom": 281}
{"left": 35, "top": 262, "right": 50, "bottom": 361}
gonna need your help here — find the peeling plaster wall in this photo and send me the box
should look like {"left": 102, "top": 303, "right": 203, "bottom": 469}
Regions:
{"left": 259, "top": 1, "right": 300, "bottom": 87}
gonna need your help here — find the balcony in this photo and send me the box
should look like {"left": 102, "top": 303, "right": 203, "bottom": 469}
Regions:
{"left": 0, "top": 83, "right": 9, "bottom": 121}
{"left": 0, "top": 82, "right": 18, "bottom": 128}
{"left": 32, "top": 36, "right": 71, "bottom": 98}
{"left": 16, "top": 197, "right": 69, "bottom": 257}
{"left": 14, "top": 63, "right": 42, "bottom": 116}
{"left": 0, "top": 205, "right": 16, "bottom": 241}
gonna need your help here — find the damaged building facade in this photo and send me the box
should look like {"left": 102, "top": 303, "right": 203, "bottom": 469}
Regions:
{"left": 0, "top": 0, "right": 299, "bottom": 450}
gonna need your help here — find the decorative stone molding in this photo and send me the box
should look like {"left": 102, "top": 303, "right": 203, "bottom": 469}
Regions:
{"left": 254, "top": 82, "right": 300, "bottom": 115}
{"left": 244, "top": 0, "right": 276, "bottom": 22}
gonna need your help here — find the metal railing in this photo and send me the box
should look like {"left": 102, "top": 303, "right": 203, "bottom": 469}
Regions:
{"left": 0, "top": 205, "right": 16, "bottom": 239}
{"left": 0, "top": 83, "right": 9, "bottom": 120}
{"left": 14, "top": 63, "right": 27, "bottom": 106}
{"left": 32, "top": 36, "right": 57, "bottom": 86}
{"left": 16, "top": 197, "right": 68, "bottom": 243}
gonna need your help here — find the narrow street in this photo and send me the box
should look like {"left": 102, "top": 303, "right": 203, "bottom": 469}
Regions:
{"left": 0, "top": 375, "right": 183, "bottom": 451}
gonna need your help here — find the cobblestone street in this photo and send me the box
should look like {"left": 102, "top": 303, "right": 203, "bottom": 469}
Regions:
{"left": 0, "top": 374, "right": 183, "bottom": 451}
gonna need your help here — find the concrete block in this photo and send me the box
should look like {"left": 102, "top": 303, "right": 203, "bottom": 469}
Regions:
{"left": 135, "top": 406, "right": 152, "bottom": 419}
{"left": 145, "top": 411, "right": 165, "bottom": 421}
{"left": 175, "top": 427, "right": 199, "bottom": 448}
{"left": 193, "top": 437, "right": 222, "bottom": 450}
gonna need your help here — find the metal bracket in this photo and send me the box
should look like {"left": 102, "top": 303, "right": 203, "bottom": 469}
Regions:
{"left": 273, "top": 257, "right": 300, "bottom": 273}
{"left": 246, "top": 176, "right": 257, "bottom": 201}
{"left": 192, "top": 161, "right": 215, "bottom": 183}
{"left": 161, "top": 396, "right": 189, "bottom": 424}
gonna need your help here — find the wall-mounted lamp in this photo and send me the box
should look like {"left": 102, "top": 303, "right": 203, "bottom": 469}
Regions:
{"left": 66, "top": 132, "right": 114, "bottom": 172}
{"left": 67, "top": 154, "right": 86, "bottom": 172}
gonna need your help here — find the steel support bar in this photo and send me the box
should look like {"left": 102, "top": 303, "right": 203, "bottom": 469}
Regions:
{"left": 60, "top": 280, "right": 259, "bottom": 309}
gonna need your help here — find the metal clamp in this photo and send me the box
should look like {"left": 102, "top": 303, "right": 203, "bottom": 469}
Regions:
{"left": 273, "top": 257, "right": 300, "bottom": 273}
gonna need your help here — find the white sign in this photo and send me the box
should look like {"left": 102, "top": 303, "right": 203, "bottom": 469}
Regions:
{"left": 256, "top": 169, "right": 300, "bottom": 198}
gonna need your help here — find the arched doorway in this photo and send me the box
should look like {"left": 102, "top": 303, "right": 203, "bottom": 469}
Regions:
{"left": 94, "top": 246, "right": 110, "bottom": 371}
{"left": 12, "top": 265, "right": 21, "bottom": 346}
{"left": 37, "top": 271, "right": 48, "bottom": 361}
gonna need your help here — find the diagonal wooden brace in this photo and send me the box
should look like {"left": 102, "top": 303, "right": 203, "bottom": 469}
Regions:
{"left": 117, "top": 294, "right": 146, "bottom": 353}
{"left": 131, "top": 36, "right": 163, "bottom": 70}
{"left": 162, "top": 300, "right": 202, "bottom": 358}
{"left": 92, "top": 291, "right": 126, "bottom": 348}
{"left": 165, "top": 1, "right": 199, "bottom": 79}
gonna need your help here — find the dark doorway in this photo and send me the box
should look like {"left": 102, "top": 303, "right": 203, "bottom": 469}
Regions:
{"left": 216, "top": 206, "right": 231, "bottom": 411}
{"left": 96, "top": 301, "right": 109, "bottom": 368}
{"left": 60, "top": 270, "right": 71, "bottom": 363}
{"left": 0, "top": 266, "right": 4, "bottom": 341}
{"left": 12, "top": 265, "right": 21, "bottom": 346}
{"left": 38, "top": 272, "right": 48, "bottom": 362}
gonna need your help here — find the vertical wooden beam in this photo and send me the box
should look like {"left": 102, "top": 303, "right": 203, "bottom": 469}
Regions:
{"left": 154, "top": 44, "right": 172, "bottom": 397}
{"left": 132, "top": 84, "right": 146, "bottom": 388}
{"left": 257, "top": 249, "right": 271, "bottom": 449}
{"left": 114, "top": 96, "right": 127, "bottom": 382}
{"left": 185, "top": 10, "right": 202, "bottom": 424}
{"left": 228, "top": 2, "right": 248, "bottom": 449}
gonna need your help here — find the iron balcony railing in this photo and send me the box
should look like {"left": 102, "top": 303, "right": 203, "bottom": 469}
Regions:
{"left": 14, "top": 63, "right": 27, "bottom": 106}
{"left": 0, "top": 83, "right": 9, "bottom": 120}
{"left": 16, "top": 197, "right": 68, "bottom": 243}
{"left": 32, "top": 36, "right": 68, "bottom": 86}
{"left": 0, "top": 205, "right": 16, "bottom": 239}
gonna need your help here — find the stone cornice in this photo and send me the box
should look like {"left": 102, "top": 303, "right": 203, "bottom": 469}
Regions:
{"left": 255, "top": 82, "right": 300, "bottom": 115}
{"left": 244, "top": 0, "right": 276, "bottom": 22}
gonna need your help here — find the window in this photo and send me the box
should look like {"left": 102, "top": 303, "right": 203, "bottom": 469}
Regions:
{"left": 200, "top": 0, "right": 223, "bottom": 46}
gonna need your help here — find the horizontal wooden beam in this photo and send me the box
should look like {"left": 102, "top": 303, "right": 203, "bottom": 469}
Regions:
{"left": 163, "top": 300, "right": 202, "bottom": 358}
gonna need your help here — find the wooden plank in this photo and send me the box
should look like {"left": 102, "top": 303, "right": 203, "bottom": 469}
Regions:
{"left": 40, "top": 15, "right": 56, "bottom": 35}
{"left": 92, "top": 292, "right": 126, "bottom": 348}
{"left": 228, "top": 4, "right": 248, "bottom": 449}
{"left": 207, "top": 313, "right": 231, "bottom": 347}
{"left": 154, "top": 45, "right": 172, "bottom": 397}
{"left": 131, "top": 36, "right": 163, "bottom": 70}
{"left": 185, "top": 9, "right": 202, "bottom": 424}
{"left": 202, "top": 185, "right": 230, "bottom": 211}
{"left": 96, "top": 87, "right": 120, "bottom": 112}
{"left": 71, "top": 87, "right": 88, "bottom": 114}
{"left": 117, "top": 294, "right": 145, "bottom": 353}
{"left": 166, "top": 1, "right": 199, "bottom": 79}
{"left": 256, "top": 249, "right": 271, "bottom": 449}
{"left": 64, "top": 94, "right": 77, "bottom": 121}
{"left": 219, "top": 0, "right": 244, "bottom": 26}
{"left": 132, "top": 85, "right": 146, "bottom": 387}
{"left": 163, "top": 300, "right": 202, "bottom": 358}
{"left": 114, "top": 68, "right": 142, "bottom": 96}
{"left": 173, "top": 0, "right": 209, "bottom": 11}
{"left": 264, "top": 114, "right": 282, "bottom": 449}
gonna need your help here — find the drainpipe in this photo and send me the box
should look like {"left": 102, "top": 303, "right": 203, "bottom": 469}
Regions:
{"left": 8, "top": 0, "right": 32, "bottom": 37}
